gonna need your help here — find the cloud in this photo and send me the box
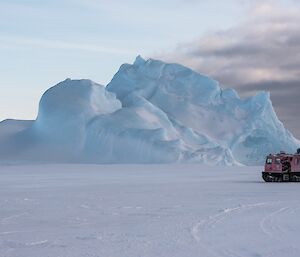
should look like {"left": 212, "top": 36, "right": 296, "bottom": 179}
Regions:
{"left": 160, "top": 1, "right": 300, "bottom": 139}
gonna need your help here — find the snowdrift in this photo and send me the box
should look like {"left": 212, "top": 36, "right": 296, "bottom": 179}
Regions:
{"left": 0, "top": 57, "right": 298, "bottom": 165}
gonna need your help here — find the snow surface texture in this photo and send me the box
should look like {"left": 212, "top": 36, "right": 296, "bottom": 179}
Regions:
{"left": 0, "top": 56, "right": 298, "bottom": 165}
{"left": 1, "top": 164, "right": 300, "bottom": 257}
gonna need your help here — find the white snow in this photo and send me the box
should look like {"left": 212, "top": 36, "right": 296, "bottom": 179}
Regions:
{"left": 0, "top": 56, "right": 298, "bottom": 165}
{"left": 1, "top": 164, "right": 300, "bottom": 257}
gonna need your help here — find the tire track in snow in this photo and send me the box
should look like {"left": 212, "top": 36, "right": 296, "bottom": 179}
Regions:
{"left": 1, "top": 212, "right": 28, "bottom": 224}
{"left": 191, "top": 202, "right": 271, "bottom": 257}
{"left": 260, "top": 207, "right": 290, "bottom": 237}
{"left": 260, "top": 204, "right": 300, "bottom": 239}
{"left": 192, "top": 202, "right": 269, "bottom": 241}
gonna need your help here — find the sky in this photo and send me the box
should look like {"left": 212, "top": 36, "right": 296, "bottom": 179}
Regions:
{"left": 1, "top": 0, "right": 300, "bottom": 138}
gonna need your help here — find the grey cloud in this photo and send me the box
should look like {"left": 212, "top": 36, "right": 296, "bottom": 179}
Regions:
{"left": 228, "top": 80, "right": 300, "bottom": 138}
{"left": 160, "top": 2, "right": 300, "bottom": 139}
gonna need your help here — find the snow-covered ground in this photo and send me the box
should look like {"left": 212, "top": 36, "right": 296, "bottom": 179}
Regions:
{"left": 1, "top": 164, "right": 299, "bottom": 257}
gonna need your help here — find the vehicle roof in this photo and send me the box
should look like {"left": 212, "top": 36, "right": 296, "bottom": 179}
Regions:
{"left": 267, "top": 153, "right": 300, "bottom": 158}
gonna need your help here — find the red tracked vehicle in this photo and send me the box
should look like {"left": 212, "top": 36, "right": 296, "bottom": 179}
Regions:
{"left": 262, "top": 149, "right": 300, "bottom": 182}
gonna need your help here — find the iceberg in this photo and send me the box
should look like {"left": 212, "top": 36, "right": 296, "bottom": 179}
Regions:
{"left": 0, "top": 57, "right": 298, "bottom": 165}
{"left": 107, "top": 56, "right": 299, "bottom": 165}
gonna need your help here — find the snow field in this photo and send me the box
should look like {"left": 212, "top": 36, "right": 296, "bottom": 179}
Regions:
{"left": 1, "top": 164, "right": 300, "bottom": 257}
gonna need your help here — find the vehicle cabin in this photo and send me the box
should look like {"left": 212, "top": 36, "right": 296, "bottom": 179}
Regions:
{"left": 265, "top": 154, "right": 300, "bottom": 173}
{"left": 263, "top": 150, "right": 300, "bottom": 182}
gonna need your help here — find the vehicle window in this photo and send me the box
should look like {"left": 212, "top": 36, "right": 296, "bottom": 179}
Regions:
{"left": 266, "top": 158, "right": 273, "bottom": 164}
{"left": 275, "top": 158, "right": 281, "bottom": 164}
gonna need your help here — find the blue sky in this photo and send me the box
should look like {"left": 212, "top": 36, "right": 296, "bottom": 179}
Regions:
{"left": 0, "top": 0, "right": 248, "bottom": 120}
{"left": 1, "top": 0, "right": 300, "bottom": 138}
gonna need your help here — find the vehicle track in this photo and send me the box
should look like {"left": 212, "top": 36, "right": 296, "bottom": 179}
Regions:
{"left": 259, "top": 207, "right": 290, "bottom": 237}
{"left": 191, "top": 202, "right": 272, "bottom": 257}
{"left": 192, "top": 201, "right": 300, "bottom": 257}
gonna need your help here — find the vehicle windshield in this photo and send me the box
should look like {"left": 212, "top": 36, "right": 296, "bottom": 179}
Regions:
{"left": 266, "top": 158, "right": 273, "bottom": 164}
{"left": 275, "top": 158, "right": 281, "bottom": 164}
